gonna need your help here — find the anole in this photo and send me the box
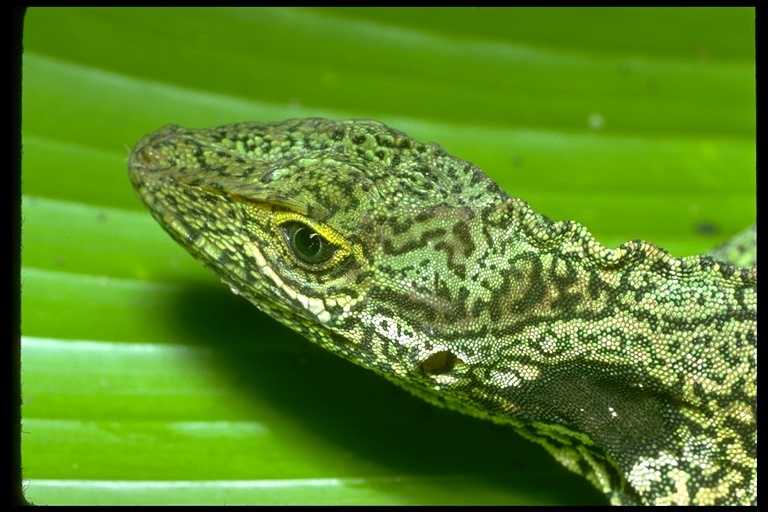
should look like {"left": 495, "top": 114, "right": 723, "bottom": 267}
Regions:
{"left": 128, "top": 119, "right": 756, "bottom": 505}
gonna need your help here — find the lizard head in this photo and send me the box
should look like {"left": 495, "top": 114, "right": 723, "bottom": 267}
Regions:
{"left": 129, "top": 118, "right": 513, "bottom": 413}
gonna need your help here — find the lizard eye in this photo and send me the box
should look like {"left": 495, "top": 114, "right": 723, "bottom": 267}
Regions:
{"left": 280, "top": 221, "right": 339, "bottom": 266}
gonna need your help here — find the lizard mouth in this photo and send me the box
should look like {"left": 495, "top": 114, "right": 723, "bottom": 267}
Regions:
{"left": 128, "top": 125, "right": 181, "bottom": 211}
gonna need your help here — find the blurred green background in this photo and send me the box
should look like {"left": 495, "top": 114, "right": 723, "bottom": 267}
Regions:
{"left": 20, "top": 7, "right": 754, "bottom": 505}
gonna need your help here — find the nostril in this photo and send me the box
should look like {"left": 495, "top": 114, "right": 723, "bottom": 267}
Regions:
{"left": 129, "top": 125, "right": 186, "bottom": 174}
{"left": 140, "top": 148, "right": 154, "bottom": 165}
{"left": 129, "top": 143, "right": 160, "bottom": 173}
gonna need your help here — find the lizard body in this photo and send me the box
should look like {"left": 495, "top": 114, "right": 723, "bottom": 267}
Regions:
{"left": 128, "top": 119, "right": 756, "bottom": 505}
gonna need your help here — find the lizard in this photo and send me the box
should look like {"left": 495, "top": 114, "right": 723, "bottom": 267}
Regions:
{"left": 128, "top": 118, "right": 756, "bottom": 505}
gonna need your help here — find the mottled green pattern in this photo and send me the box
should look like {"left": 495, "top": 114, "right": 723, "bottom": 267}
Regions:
{"left": 128, "top": 119, "right": 756, "bottom": 505}
{"left": 707, "top": 225, "right": 756, "bottom": 270}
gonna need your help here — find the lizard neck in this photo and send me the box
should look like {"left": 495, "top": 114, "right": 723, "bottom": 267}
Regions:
{"left": 353, "top": 195, "right": 754, "bottom": 504}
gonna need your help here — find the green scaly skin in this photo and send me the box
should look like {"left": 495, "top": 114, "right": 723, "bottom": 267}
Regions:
{"left": 128, "top": 119, "right": 756, "bottom": 505}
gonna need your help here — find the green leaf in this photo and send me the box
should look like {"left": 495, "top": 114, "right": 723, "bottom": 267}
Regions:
{"left": 21, "top": 7, "right": 754, "bottom": 505}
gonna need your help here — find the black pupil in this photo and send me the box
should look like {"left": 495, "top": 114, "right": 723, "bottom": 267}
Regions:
{"left": 283, "top": 221, "right": 337, "bottom": 265}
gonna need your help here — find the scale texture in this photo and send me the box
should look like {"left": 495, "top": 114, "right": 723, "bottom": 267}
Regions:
{"left": 129, "top": 119, "right": 756, "bottom": 505}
